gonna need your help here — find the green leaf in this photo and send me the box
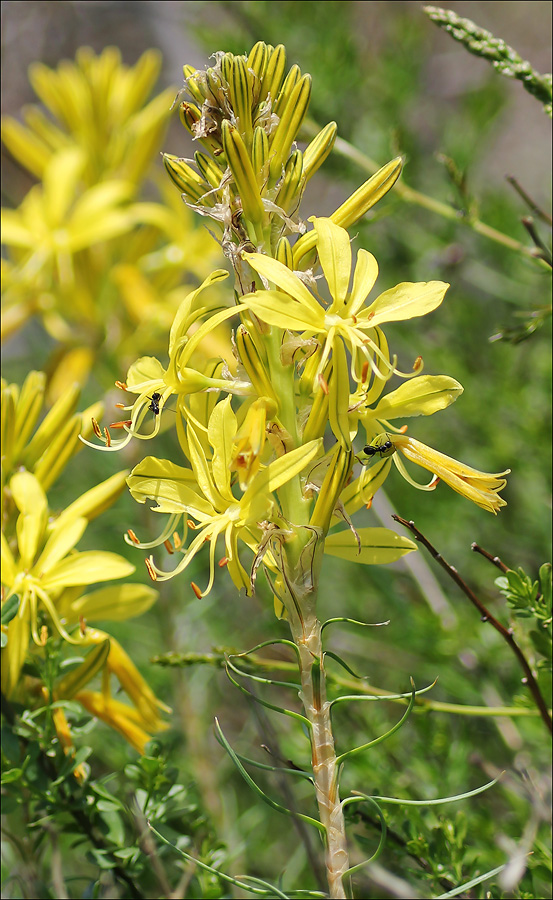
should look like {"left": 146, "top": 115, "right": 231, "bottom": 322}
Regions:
{"left": 1, "top": 594, "right": 20, "bottom": 625}
{"left": 325, "top": 527, "right": 416, "bottom": 564}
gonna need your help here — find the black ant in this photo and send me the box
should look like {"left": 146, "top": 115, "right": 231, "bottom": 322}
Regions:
{"left": 148, "top": 392, "right": 162, "bottom": 415}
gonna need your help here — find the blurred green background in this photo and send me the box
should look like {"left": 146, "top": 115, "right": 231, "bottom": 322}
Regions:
{"left": 2, "top": 2, "right": 551, "bottom": 898}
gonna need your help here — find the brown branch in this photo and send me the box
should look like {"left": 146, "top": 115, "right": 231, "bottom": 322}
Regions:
{"left": 471, "top": 543, "right": 510, "bottom": 573}
{"left": 521, "top": 216, "right": 553, "bottom": 266}
{"left": 506, "top": 176, "right": 553, "bottom": 226}
{"left": 392, "top": 516, "right": 553, "bottom": 735}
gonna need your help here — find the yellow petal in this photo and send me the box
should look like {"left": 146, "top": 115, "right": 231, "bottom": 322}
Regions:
{"left": 242, "top": 290, "right": 325, "bottom": 332}
{"left": 58, "top": 471, "right": 129, "bottom": 525}
{"left": 371, "top": 375, "right": 464, "bottom": 419}
{"left": 33, "top": 516, "right": 88, "bottom": 576}
{"left": 349, "top": 248, "right": 379, "bottom": 315}
{"left": 311, "top": 217, "right": 351, "bottom": 308}
{"left": 364, "top": 281, "right": 449, "bottom": 327}
{"left": 243, "top": 252, "right": 322, "bottom": 316}
{"left": 11, "top": 471, "right": 48, "bottom": 568}
{"left": 127, "top": 457, "right": 213, "bottom": 516}
{"left": 41, "top": 551, "right": 134, "bottom": 590}
{"left": 66, "top": 583, "right": 158, "bottom": 624}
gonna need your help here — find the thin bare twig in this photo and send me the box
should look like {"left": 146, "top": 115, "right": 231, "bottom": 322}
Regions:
{"left": 521, "top": 216, "right": 553, "bottom": 266}
{"left": 471, "top": 543, "right": 510, "bottom": 573}
{"left": 506, "top": 175, "right": 553, "bottom": 226}
{"left": 392, "top": 516, "right": 552, "bottom": 735}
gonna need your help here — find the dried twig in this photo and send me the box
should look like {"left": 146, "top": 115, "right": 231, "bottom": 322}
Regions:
{"left": 392, "top": 516, "right": 552, "bottom": 734}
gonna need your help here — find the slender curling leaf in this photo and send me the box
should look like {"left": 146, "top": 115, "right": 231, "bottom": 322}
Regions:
{"left": 214, "top": 718, "right": 325, "bottom": 833}
{"left": 321, "top": 616, "right": 390, "bottom": 633}
{"left": 335, "top": 678, "right": 416, "bottom": 762}
{"left": 436, "top": 863, "right": 508, "bottom": 898}
{"left": 342, "top": 794, "right": 387, "bottom": 874}
{"left": 330, "top": 678, "right": 437, "bottom": 709}
{"left": 368, "top": 775, "right": 502, "bottom": 806}
{"left": 148, "top": 820, "right": 290, "bottom": 896}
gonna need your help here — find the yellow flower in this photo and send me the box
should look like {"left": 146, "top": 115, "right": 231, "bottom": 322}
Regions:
{"left": 1, "top": 47, "right": 174, "bottom": 186}
{"left": 354, "top": 373, "right": 509, "bottom": 513}
{"left": 127, "top": 397, "right": 323, "bottom": 596}
{"left": 1, "top": 371, "right": 102, "bottom": 491}
{"left": 392, "top": 434, "right": 510, "bottom": 514}
{"left": 75, "top": 691, "right": 158, "bottom": 755}
{"left": 1, "top": 470, "right": 133, "bottom": 696}
{"left": 242, "top": 217, "right": 448, "bottom": 447}
{"left": 80, "top": 270, "right": 252, "bottom": 452}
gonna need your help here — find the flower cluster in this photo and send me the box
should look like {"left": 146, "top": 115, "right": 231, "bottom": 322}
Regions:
{"left": 83, "top": 43, "right": 509, "bottom": 616}
{"left": 1, "top": 374, "right": 168, "bottom": 755}
{"left": 1, "top": 48, "right": 224, "bottom": 397}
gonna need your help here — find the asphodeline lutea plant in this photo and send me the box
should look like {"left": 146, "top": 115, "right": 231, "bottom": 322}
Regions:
{"left": 1, "top": 373, "right": 169, "bottom": 761}
{"left": 86, "top": 43, "right": 510, "bottom": 898}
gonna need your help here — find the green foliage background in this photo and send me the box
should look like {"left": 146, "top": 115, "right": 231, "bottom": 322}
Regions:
{"left": 2, "top": 2, "right": 551, "bottom": 898}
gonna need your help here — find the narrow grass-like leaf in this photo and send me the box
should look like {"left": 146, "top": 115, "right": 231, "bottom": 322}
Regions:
{"left": 225, "top": 660, "right": 309, "bottom": 727}
{"left": 335, "top": 679, "right": 416, "bottom": 762}
{"left": 214, "top": 718, "right": 325, "bottom": 833}
{"left": 324, "top": 650, "right": 367, "bottom": 681}
{"left": 232, "top": 637, "right": 300, "bottom": 663}
{"left": 321, "top": 615, "right": 390, "bottom": 633}
{"left": 230, "top": 748, "right": 312, "bottom": 781}
{"left": 368, "top": 775, "right": 501, "bottom": 806}
{"left": 342, "top": 794, "right": 387, "bottom": 874}
{"left": 435, "top": 863, "right": 508, "bottom": 898}
{"left": 148, "top": 820, "right": 291, "bottom": 896}
{"left": 226, "top": 656, "right": 302, "bottom": 692}
{"left": 330, "top": 679, "right": 437, "bottom": 709}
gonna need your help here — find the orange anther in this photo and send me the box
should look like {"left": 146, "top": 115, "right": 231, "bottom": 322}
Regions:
{"left": 115, "top": 381, "right": 128, "bottom": 390}
{"left": 127, "top": 529, "right": 140, "bottom": 544}
{"left": 164, "top": 539, "right": 175, "bottom": 554}
{"left": 191, "top": 582, "right": 202, "bottom": 598}
{"left": 318, "top": 373, "right": 329, "bottom": 395}
{"left": 218, "top": 557, "right": 229, "bottom": 568}
{"left": 145, "top": 558, "right": 157, "bottom": 581}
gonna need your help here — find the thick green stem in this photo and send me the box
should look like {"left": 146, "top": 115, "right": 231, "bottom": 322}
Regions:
{"left": 289, "top": 605, "right": 349, "bottom": 899}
